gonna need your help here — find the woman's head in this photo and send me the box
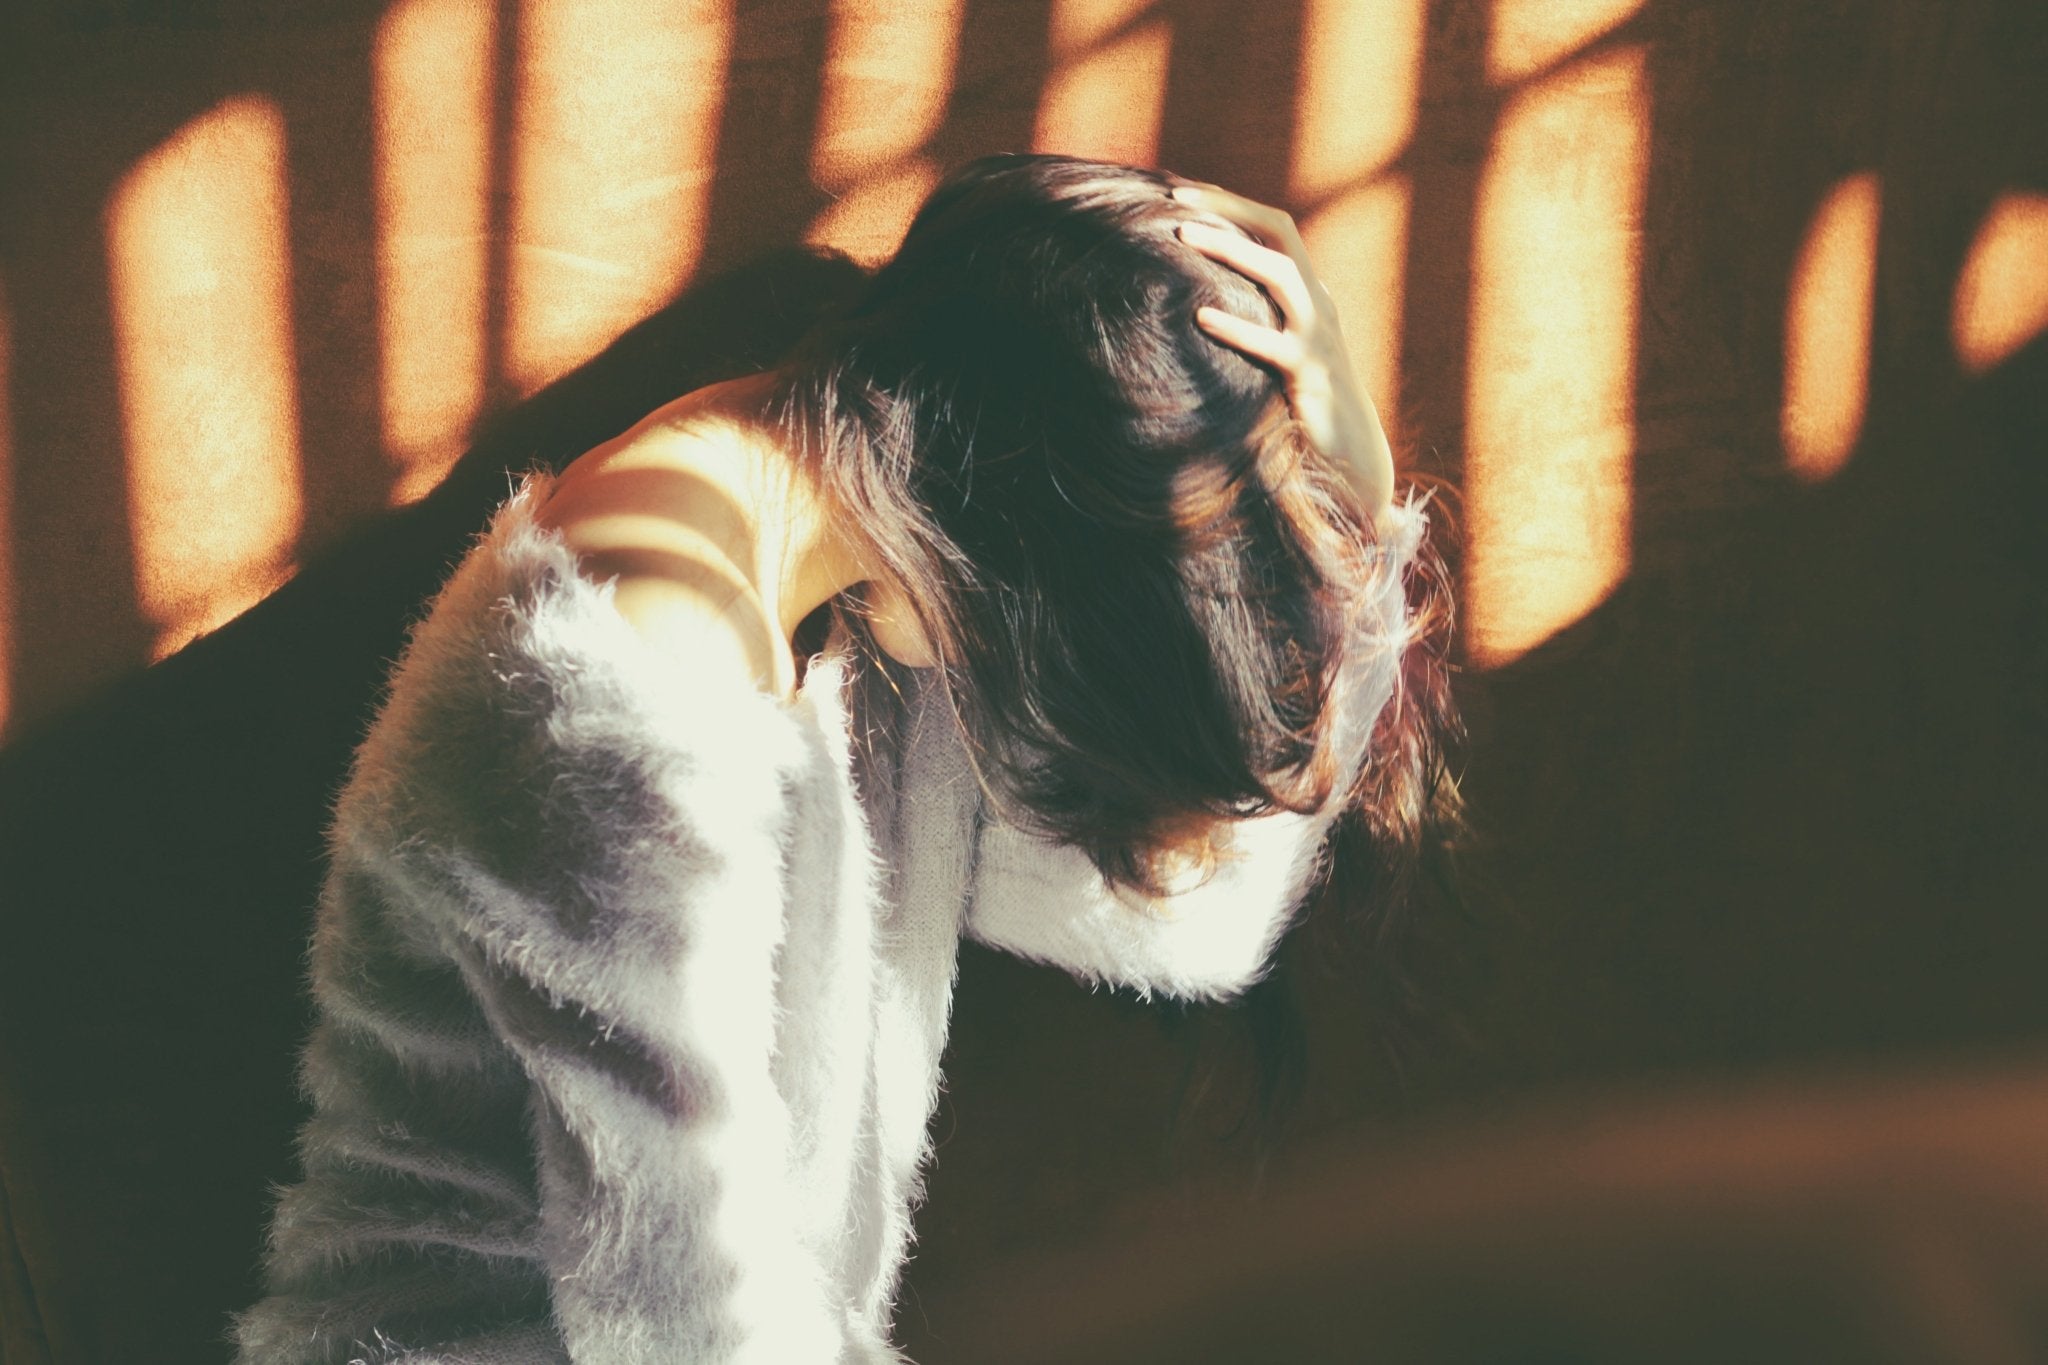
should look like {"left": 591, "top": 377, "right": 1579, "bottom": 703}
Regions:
{"left": 763, "top": 152, "right": 1446, "bottom": 900}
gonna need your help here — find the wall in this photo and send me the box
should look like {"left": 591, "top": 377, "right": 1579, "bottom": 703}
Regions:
{"left": 1, "top": 0, "right": 2044, "bottom": 1361}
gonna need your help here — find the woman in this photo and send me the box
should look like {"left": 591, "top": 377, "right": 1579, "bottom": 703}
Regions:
{"left": 229, "top": 153, "right": 1452, "bottom": 1364}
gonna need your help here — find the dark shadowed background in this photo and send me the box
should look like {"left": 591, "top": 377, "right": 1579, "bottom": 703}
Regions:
{"left": 2, "top": 1, "right": 2045, "bottom": 1361}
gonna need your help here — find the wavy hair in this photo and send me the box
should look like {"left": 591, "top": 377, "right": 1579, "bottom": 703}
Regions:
{"left": 762, "top": 152, "right": 1457, "bottom": 923}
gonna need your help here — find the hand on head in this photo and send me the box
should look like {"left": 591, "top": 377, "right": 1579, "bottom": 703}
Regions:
{"left": 1166, "top": 180, "right": 1398, "bottom": 537}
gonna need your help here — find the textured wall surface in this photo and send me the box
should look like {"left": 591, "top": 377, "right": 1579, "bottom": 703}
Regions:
{"left": 1, "top": 1, "right": 2045, "bottom": 1362}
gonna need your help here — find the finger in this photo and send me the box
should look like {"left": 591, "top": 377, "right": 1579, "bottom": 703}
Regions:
{"left": 1170, "top": 183, "right": 1304, "bottom": 254}
{"left": 1176, "top": 222, "right": 1316, "bottom": 327}
{"left": 1193, "top": 305, "right": 1308, "bottom": 373}
{"left": 1170, "top": 190, "right": 1325, "bottom": 315}
{"left": 1170, "top": 180, "right": 1271, "bottom": 227}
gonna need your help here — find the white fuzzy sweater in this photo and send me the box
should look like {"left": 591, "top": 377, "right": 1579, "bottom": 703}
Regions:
{"left": 229, "top": 469, "right": 1425, "bottom": 1364}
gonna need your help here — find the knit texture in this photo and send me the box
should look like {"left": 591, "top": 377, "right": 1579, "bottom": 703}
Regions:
{"left": 229, "top": 469, "right": 1426, "bottom": 1363}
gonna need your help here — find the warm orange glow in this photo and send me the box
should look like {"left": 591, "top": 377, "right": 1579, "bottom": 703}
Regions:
{"left": 806, "top": 160, "right": 947, "bottom": 272}
{"left": 1035, "top": 0, "right": 1171, "bottom": 165}
{"left": 0, "top": 273, "right": 13, "bottom": 733}
{"left": 1293, "top": 0, "right": 1422, "bottom": 194}
{"left": 373, "top": 0, "right": 497, "bottom": 504}
{"left": 1291, "top": 0, "right": 1425, "bottom": 440}
{"left": 812, "top": 0, "right": 963, "bottom": 189}
{"left": 1300, "top": 183, "right": 1411, "bottom": 433}
{"left": 1782, "top": 173, "right": 1880, "bottom": 482}
{"left": 1952, "top": 192, "right": 2048, "bottom": 375}
{"left": 1488, "top": 0, "right": 1645, "bottom": 84}
{"left": 803, "top": 0, "right": 966, "bottom": 269}
{"left": 106, "top": 96, "right": 305, "bottom": 660}
{"left": 1466, "top": 49, "right": 1648, "bottom": 669}
{"left": 507, "top": 0, "right": 733, "bottom": 393}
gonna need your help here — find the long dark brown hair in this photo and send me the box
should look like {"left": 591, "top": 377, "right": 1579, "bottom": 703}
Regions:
{"left": 770, "top": 152, "right": 1458, "bottom": 896}
{"left": 761, "top": 152, "right": 1464, "bottom": 1124}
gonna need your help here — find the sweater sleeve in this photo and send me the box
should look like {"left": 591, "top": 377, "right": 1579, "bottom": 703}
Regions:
{"left": 231, "top": 481, "right": 854, "bottom": 1363}
{"left": 962, "top": 495, "right": 1430, "bottom": 1003}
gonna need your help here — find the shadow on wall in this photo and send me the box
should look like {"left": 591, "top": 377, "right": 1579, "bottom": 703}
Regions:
{"left": 0, "top": 246, "right": 867, "bottom": 1364}
{"left": 0, "top": 0, "right": 1060, "bottom": 739}
{"left": 1456, "top": 0, "right": 2048, "bottom": 1076}
{"left": 0, "top": 0, "right": 2046, "bottom": 1363}
{"left": 909, "top": 0, "right": 2048, "bottom": 1359}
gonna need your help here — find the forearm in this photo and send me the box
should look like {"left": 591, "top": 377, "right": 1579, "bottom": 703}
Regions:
{"left": 394, "top": 679, "right": 843, "bottom": 1361}
{"left": 1325, "top": 371, "right": 1397, "bottom": 539}
{"left": 963, "top": 493, "right": 1429, "bottom": 1003}
{"left": 237, "top": 481, "right": 853, "bottom": 1361}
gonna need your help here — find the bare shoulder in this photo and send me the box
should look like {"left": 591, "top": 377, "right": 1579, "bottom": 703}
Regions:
{"left": 535, "top": 416, "right": 787, "bottom": 696}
